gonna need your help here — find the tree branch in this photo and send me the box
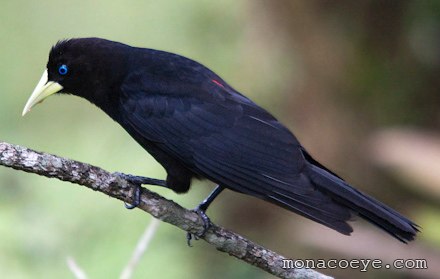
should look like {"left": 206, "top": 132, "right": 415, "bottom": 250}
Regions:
{"left": 0, "top": 141, "right": 332, "bottom": 279}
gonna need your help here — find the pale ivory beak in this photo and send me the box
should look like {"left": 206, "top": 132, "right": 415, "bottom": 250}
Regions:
{"left": 22, "top": 69, "right": 63, "bottom": 116}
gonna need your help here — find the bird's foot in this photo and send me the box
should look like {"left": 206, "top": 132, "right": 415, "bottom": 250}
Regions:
{"left": 186, "top": 206, "right": 211, "bottom": 247}
{"left": 114, "top": 172, "right": 168, "bottom": 209}
{"left": 114, "top": 172, "right": 166, "bottom": 210}
{"left": 113, "top": 172, "right": 143, "bottom": 209}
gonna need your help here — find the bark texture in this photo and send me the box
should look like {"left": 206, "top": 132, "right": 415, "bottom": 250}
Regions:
{"left": 0, "top": 141, "right": 331, "bottom": 279}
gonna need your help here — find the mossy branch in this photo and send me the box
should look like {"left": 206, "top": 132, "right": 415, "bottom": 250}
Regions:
{"left": 0, "top": 141, "right": 332, "bottom": 279}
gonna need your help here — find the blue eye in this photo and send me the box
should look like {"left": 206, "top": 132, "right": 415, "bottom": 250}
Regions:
{"left": 58, "top": 64, "right": 68, "bottom": 75}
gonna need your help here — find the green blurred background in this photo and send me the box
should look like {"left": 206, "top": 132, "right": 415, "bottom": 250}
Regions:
{"left": 1, "top": 1, "right": 439, "bottom": 278}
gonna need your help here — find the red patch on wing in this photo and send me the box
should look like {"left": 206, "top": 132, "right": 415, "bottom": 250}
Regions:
{"left": 211, "top": 79, "right": 224, "bottom": 88}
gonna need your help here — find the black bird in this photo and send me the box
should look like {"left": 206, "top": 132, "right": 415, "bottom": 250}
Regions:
{"left": 23, "top": 38, "right": 419, "bottom": 243}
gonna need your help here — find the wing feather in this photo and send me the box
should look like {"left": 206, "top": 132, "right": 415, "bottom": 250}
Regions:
{"left": 120, "top": 76, "right": 352, "bottom": 230}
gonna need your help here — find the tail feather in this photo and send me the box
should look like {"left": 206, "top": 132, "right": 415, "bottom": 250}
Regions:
{"left": 267, "top": 191, "right": 354, "bottom": 235}
{"left": 307, "top": 164, "right": 419, "bottom": 243}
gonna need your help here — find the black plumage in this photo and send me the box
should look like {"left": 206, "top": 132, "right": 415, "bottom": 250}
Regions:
{"left": 25, "top": 38, "right": 419, "bottom": 242}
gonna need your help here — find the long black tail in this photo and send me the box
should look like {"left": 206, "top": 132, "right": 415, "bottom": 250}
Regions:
{"left": 306, "top": 164, "right": 419, "bottom": 243}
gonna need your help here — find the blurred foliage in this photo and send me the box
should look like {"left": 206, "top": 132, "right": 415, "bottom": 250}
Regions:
{"left": 1, "top": 1, "right": 439, "bottom": 279}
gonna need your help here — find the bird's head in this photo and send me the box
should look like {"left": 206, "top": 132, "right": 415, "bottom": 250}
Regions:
{"left": 22, "top": 38, "right": 130, "bottom": 116}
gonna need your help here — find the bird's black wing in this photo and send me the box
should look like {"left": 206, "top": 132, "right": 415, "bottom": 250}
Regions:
{"left": 119, "top": 72, "right": 353, "bottom": 234}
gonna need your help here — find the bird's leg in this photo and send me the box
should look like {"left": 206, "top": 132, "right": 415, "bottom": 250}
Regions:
{"left": 113, "top": 172, "right": 167, "bottom": 209}
{"left": 114, "top": 172, "right": 167, "bottom": 187}
{"left": 187, "top": 185, "right": 224, "bottom": 246}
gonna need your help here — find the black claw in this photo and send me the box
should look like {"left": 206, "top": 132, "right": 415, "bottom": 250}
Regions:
{"left": 186, "top": 232, "right": 193, "bottom": 247}
{"left": 124, "top": 183, "right": 141, "bottom": 210}
{"left": 186, "top": 207, "right": 211, "bottom": 246}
